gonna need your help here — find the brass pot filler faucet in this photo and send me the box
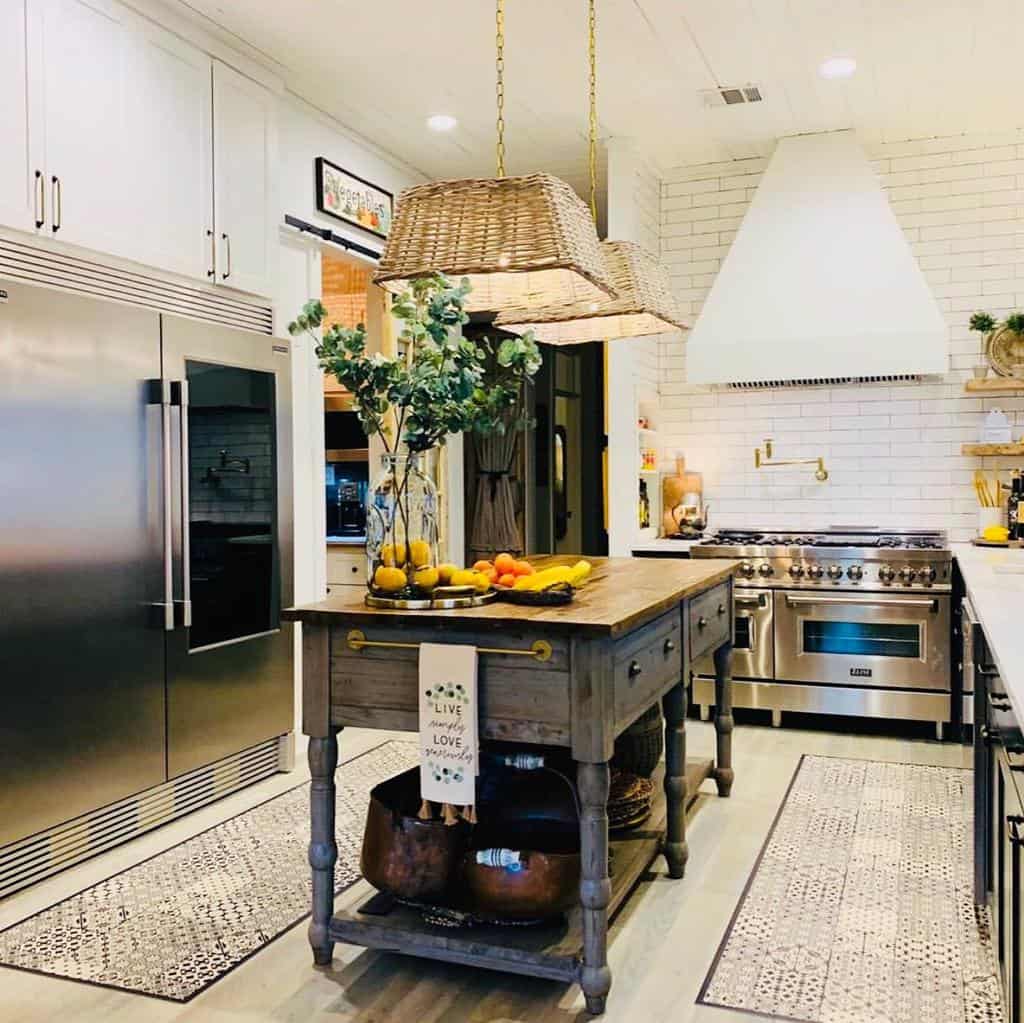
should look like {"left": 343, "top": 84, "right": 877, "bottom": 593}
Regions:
{"left": 754, "top": 439, "right": 829, "bottom": 482}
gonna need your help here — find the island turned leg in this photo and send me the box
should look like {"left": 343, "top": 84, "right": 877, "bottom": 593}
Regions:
{"left": 308, "top": 726, "right": 340, "bottom": 966}
{"left": 577, "top": 760, "right": 612, "bottom": 1015}
{"left": 712, "top": 641, "right": 734, "bottom": 797}
{"left": 662, "top": 681, "right": 689, "bottom": 879}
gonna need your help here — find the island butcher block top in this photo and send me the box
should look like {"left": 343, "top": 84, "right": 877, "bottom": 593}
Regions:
{"left": 284, "top": 555, "right": 738, "bottom": 637}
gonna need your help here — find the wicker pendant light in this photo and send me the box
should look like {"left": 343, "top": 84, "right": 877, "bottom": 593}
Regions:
{"left": 493, "top": 0, "right": 688, "bottom": 345}
{"left": 372, "top": 1, "right": 614, "bottom": 314}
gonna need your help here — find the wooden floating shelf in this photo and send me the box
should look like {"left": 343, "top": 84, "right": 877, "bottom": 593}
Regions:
{"left": 964, "top": 378, "right": 1024, "bottom": 394}
{"left": 325, "top": 447, "right": 369, "bottom": 463}
{"left": 329, "top": 759, "right": 713, "bottom": 982}
{"left": 962, "top": 443, "right": 1024, "bottom": 456}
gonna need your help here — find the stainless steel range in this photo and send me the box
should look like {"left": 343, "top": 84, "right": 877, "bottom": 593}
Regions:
{"left": 690, "top": 528, "right": 953, "bottom": 737}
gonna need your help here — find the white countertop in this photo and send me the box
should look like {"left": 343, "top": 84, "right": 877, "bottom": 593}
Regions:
{"left": 632, "top": 538, "right": 701, "bottom": 554}
{"left": 954, "top": 543, "right": 1024, "bottom": 721}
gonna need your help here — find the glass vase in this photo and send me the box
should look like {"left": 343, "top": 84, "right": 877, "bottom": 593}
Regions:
{"left": 365, "top": 452, "right": 440, "bottom": 599}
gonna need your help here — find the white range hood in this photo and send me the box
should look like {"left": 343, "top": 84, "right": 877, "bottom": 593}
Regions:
{"left": 686, "top": 131, "right": 948, "bottom": 386}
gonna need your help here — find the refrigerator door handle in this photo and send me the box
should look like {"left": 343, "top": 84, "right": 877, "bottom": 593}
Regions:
{"left": 171, "top": 380, "right": 192, "bottom": 629}
{"left": 152, "top": 379, "right": 174, "bottom": 631}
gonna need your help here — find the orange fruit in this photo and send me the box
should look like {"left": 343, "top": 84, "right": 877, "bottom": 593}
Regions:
{"left": 512, "top": 560, "right": 534, "bottom": 576}
{"left": 498, "top": 572, "right": 516, "bottom": 588}
{"left": 485, "top": 567, "right": 499, "bottom": 583}
{"left": 472, "top": 559, "right": 494, "bottom": 573}
{"left": 494, "top": 552, "right": 516, "bottom": 576}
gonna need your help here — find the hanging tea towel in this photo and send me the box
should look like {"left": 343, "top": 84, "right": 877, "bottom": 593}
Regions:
{"left": 419, "top": 643, "right": 478, "bottom": 805}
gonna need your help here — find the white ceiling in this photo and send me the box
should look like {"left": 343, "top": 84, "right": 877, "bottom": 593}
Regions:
{"left": 177, "top": 0, "right": 1024, "bottom": 180}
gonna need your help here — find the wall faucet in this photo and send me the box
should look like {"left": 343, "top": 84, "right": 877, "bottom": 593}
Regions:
{"left": 754, "top": 438, "right": 829, "bottom": 482}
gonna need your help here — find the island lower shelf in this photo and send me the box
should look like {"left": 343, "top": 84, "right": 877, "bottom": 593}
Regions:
{"left": 328, "top": 758, "right": 712, "bottom": 981}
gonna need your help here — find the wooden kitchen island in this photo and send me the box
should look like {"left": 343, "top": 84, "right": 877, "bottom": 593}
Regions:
{"left": 285, "top": 556, "right": 736, "bottom": 1015}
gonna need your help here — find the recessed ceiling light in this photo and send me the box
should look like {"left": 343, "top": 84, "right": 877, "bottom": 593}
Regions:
{"left": 426, "top": 113, "right": 458, "bottom": 132}
{"left": 818, "top": 56, "right": 857, "bottom": 80}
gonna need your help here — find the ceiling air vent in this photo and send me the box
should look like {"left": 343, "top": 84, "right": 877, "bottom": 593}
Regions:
{"left": 717, "top": 374, "right": 926, "bottom": 391}
{"left": 702, "top": 85, "right": 763, "bottom": 108}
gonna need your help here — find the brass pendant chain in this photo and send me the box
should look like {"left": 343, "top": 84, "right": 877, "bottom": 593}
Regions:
{"left": 495, "top": 0, "right": 506, "bottom": 178}
{"left": 588, "top": 0, "right": 598, "bottom": 222}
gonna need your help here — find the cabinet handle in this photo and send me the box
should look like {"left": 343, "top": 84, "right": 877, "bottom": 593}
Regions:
{"left": 663, "top": 638, "right": 676, "bottom": 654}
{"left": 51, "top": 175, "right": 61, "bottom": 232}
{"left": 221, "top": 232, "right": 232, "bottom": 280}
{"left": 34, "top": 170, "right": 44, "bottom": 228}
{"left": 698, "top": 616, "right": 708, "bottom": 630}
{"left": 718, "top": 603, "right": 727, "bottom": 616}
{"left": 628, "top": 660, "right": 642, "bottom": 679}
{"left": 206, "top": 229, "right": 215, "bottom": 278}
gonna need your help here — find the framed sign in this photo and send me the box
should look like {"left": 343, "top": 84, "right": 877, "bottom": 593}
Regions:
{"left": 315, "top": 158, "right": 393, "bottom": 239}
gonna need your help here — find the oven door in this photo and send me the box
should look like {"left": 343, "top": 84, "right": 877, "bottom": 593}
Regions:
{"left": 775, "top": 591, "right": 950, "bottom": 690}
{"left": 696, "top": 588, "right": 773, "bottom": 680}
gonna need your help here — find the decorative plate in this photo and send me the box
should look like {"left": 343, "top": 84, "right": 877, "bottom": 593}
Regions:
{"left": 987, "top": 326, "right": 1024, "bottom": 377}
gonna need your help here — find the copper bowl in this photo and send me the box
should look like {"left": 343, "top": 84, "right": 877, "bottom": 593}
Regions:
{"left": 360, "top": 769, "right": 470, "bottom": 903}
{"left": 463, "top": 849, "right": 581, "bottom": 921}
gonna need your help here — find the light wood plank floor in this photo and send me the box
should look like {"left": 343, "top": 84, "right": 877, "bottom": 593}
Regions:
{"left": 0, "top": 722, "right": 971, "bottom": 1023}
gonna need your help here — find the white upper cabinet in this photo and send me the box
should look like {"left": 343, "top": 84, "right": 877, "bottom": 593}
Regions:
{"left": 0, "top": 2, "right": 277, "bottom": 296}
{"left": 123, "top": 19, "right": 213, "bottom": 281}
{"left": 36, "top": 0, "right": 134, "bottom": 257}
{"left": 212, "top": 60, "right": 277, "bottom": 298}
{"left": 0, "top": 1, "right": 41, "bottom": 232}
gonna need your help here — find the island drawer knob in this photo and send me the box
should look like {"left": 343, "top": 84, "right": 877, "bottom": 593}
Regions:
{"left": 628, "top": 660, "right": 642, "bottom": 679}
{"left": 664, "top": 638, "right": 676, "bottom": 654}
{"left": 717, "top": 603, "right": 726, "bottom": 616}
{"left": 698, "top": 616, "right": 708, "bottom": 630}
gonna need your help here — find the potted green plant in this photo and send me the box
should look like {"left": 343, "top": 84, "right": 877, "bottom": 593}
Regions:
{"left": 288, "top": 274, "right": 540, "bottom": 605}
{"left": 969, "top": 311, "right": 996, "bottom": 379}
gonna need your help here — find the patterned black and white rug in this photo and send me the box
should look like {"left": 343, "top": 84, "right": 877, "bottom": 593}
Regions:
{"left": 0, "top": 740, "right": 418, "bottom": 1002}
{"left": 699, "top": 756, "right": 1004, "bottom": 1023}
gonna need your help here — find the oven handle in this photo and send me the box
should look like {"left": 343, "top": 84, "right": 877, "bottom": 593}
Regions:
{"left": 735, "top": 593, "right": 768, "bottom": 610}
{"left": 784, "top": 593, "right": 939, "bottom": 611}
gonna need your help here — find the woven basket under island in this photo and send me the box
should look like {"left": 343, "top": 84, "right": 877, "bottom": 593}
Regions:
{"left": 285, "top": 555, "right": 736, "bottom": 1016}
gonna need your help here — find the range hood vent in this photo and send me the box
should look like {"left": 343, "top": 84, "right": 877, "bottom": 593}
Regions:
{"left": 720, "top": 373, "right": 927, "bottom": 391}
{"left": 685, "top": 131, "right": 948, "bottom": 387}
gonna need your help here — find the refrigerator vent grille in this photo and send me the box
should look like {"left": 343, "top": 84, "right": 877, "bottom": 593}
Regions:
{"left": 0, "top": 237, "right": 273, "bottom": 334}
{"left": 0, "top": 738, "right": 282, "bottom": 900}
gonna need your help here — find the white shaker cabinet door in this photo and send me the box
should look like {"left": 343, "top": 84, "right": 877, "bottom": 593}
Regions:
{"left": 35, "top": 0, "right": 133, "bottom": 255}
{"left": 123, "top": 21, "right": 213, "bottom": 280}
{"left": 0, "top": 0, "right": 43, "bottom": 233}
{"left": 212, "top": 60, "right": 277, "bottom": 298}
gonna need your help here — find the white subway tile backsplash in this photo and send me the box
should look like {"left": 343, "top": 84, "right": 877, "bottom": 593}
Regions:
{"left": 656, "top": 130, "right": 1024, "bottom": 543}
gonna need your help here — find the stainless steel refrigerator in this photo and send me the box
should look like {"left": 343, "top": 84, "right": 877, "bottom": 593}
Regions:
{"left": 0, "top": 277, "right": 293, "bottom": 890}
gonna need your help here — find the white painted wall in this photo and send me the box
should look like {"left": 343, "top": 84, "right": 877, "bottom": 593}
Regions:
{"left": 659, "top": 130, "right": 1024, "bottom": 544}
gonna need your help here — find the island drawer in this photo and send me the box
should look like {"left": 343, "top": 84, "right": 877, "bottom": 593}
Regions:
{"left": 688, "top": 582, "right": 731, "bottom": 662}
{"left": 612, "top": 608, "right": 683, "bottom": 733}
{"left": 329, "top": 624, "right": 572, "bottom": 747}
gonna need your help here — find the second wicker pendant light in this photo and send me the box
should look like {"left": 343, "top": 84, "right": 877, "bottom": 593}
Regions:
{"left": 494, "top": 0, "right": 687, "bottom": 345}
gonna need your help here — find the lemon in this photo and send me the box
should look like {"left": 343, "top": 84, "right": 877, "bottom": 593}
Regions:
{"left": 983, "top": 524, "right": 1010, "bottom": 542}
{"left": 373, "top": 566, "right": 407, "bottom": 592}
{"left": 380, "top": 542, "right": 407, "bottom": 567}
{"left": 409, "top": 539, "right": 431, "bottom": 567}
{"left": 449, "top": 569, "right": 478, "bottom": 588}
{"left": 437, "top": 563, "right": 458, "bottom": 585}
{"left": 472, "top": 572, "right": 492, "bottom": 593}
{"left": 414, "top": 566, "right": 439, "bottom": 591}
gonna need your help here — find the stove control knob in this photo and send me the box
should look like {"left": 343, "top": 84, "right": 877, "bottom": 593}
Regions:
{"left": 920, "top": 566, "right": 937, "bottom": 586}
{"left": 739, "top": 562, "right": 756, "bottom": 579}
{"left": 847, "top": 565, "right": 864, "bottom": 580}
{"left": 789, "top": 563, "right": 805, "bottom": 579}
{"left": 898, "top": 566, "right": 917, "bottom": 584}
{"left": 878, "top": 565, "right": 896, "bottom": 584}
{"left": 758, "top": 563, "right": 774, "bottom": 578}
{"left": 827, "top": 564, "right": 844, "bottom": 580}
{"left": 806, "top": 564, "right": 824, "bottom": 580}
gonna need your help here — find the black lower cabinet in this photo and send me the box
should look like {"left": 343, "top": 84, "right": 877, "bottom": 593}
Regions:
{"left": 974, "top": 632, "right": 1024, "bottom": 1022}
